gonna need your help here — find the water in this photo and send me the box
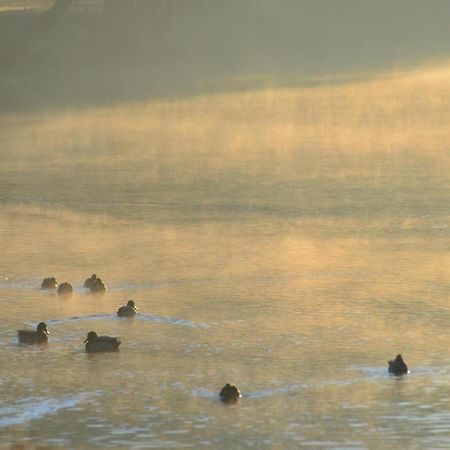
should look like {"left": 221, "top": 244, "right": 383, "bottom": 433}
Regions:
{"left": 1, "top": 67, "right": 450, "bottom": 448}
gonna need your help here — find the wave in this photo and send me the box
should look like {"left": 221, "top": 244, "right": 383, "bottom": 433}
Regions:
{"left": 46, "top": 313, "right": 208, "bottom": 329}
{"left": 0, "top": 392, "right": 99, "bottom": 428}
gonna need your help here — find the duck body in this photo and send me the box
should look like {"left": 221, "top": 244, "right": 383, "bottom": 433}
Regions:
{"left": 18, "top": 322, "right": 49, "bottom": 344}
{"left": 84, "top": 331, "right": 120, "bottom": 353}
{"left": 90, "top": 278, "right": 107, "bottom": 294}
{"left": 41, "top": 277, "right": 58, "bottom": 289}
{"left": 388, "top": 354, "right": 409, "bottom": 375}
{"left": 57, "top": 282, "right": 73, "bottom": 295}
{"left": 84, "top": 274, "right": 98, "bottom": 289}
{"left": 117, "top": 300, "right": 138, "bottom": 317}
{"left": 219, "top": 383, "right": 241, "bottom": 403}
{"left": 84, "top": 274, "right": 107, "bottom": 294}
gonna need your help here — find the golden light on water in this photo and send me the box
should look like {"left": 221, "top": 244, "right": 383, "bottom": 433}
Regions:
{"left": 1, "top": 57, "right": 450, "bottom": 447}
{"left": 3, "top": 61, "right": 450, "bottom": 171}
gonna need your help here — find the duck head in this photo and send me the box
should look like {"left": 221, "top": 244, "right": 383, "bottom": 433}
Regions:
{"left": 84, "top": 331, "right": 98, "bottom": 343}
{"left": 37, "top": 322, "right": 50, "bottom": 335}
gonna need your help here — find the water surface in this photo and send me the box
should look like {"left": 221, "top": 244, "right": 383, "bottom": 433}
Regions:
{"left": 1, "top": 66, "right": 450, "bottom": 448}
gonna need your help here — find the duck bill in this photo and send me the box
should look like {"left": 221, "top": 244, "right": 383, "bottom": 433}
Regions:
{"left": 83, "top": 338, "right": 88, "bottom": 343}
{"left": 44, "top": 329, "right": 50, "bottom": 335}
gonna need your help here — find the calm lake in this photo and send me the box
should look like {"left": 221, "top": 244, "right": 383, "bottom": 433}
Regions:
{"left": 1, "top": 66, "right": 450, "bottom": 448}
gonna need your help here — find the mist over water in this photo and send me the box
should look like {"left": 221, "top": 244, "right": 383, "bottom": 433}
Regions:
{"left": 1, "top": 1, "right": 450, "bottom": 449}
{"left": 1, "top": 0, "right": 450, "bottom": 110}
{"left": 1, "top": 64, "right": 449, "bottom": 448}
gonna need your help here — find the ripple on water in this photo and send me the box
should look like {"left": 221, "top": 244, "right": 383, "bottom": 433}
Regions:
{"left": 138, "top": 313, "right": 209, "bottom": 329}
{"left": 43, "top": 313, "right": 209, "bottom": 329}
{"left": 190, "top": 383, "right": 306, "bottom": 401}
{"left": 0, "top": 392, "right": 100, "bottom": 428}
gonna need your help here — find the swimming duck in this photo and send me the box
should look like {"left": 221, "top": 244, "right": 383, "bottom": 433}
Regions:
{"left": 388, "top": 354, "right": 409, "bottom": 375}
{"left": 41, "top": 277, "right": 58, "bottom": 289}
{"left": 17, "top": 322, "right": 49, "bottom": 344}
{"left": 219, "top": 383, "right": 241, "bottom": 403}
{"left": 57, "top": 282, "right": 73, "bottom": 295}
{"left": 90, "top": 277, "right": 107, "bottom": 294}
{"left": 84, "top": 331, "right": 121, "bottom": 353}
{"left": 84, "top": 274, "right": 98, "bottom": 289}
{"left": 117, "top": 300, "right": 138, "bottom": 317}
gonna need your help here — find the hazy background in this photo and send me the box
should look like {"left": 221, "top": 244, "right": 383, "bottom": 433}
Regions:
{"left": 1, "top": 0, "right": 450, "bottom": 110}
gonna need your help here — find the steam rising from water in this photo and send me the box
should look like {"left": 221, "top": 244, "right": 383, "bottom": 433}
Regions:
{"left": 0, "top": 61, "right": 449, "bottom": 448}
{"left": 2, "top": 62, "right": 449, "bottom": 169}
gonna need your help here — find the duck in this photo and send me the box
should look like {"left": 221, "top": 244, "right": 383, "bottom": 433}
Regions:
{"left": 41, "top": 277, "right": 58, "bottom": 289}
{"left": 57, "top": 282, "right": 73, "bottom": 295}
{"left": 17, "top": 322, "right": 49, "bottom": 344}
{"left": 117, "top": 300, "right": 138, "bottom": 317}
{"left": 90, "top": 277, "right": 107, "bottom": 294}
{"left": 388, "top": 354, "right": 409, "bottom": 375}
{"left": 84, "top": 274, "right": 98, "bottom": 289}
{"left": 84, "top": 274, "right": 107, "bottom": 294}
{"left": 84, "top": 331, "right": 121, "bottom": 353}
{"left": 219, "top": 383, "right": 241, "bottom": 403}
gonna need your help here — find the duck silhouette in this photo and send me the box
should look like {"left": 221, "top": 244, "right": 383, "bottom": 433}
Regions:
{"left": 84, "top": 274, "right": 98, "bottom": 289}
{"left": 84, "top": 274, "right": 106, "bottom": 294}
{"left": 219, "top": 383, "right": 241, "bottom": 403}
{"left": 18, "top": 322, "right": 49, "bottom": 344}
{"left": 84, "top": 331, "right": 121, "bottom": 353}
{"left": 117, "top": 300, "right": 138, "bottom": 317}
{"left": 57, "top": 282, "right": 73, "bottom": 295}
{"left": 90, "top": 278, "right": 107, "bottom": 294}
{"left": 388, "top": 354, "right": 409, "bottom": 375}
{"left": 41, "top": 277, "right": 57, "bottom": 289}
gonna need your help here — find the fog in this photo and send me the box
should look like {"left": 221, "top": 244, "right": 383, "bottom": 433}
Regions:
{"left": 0, "top": 0, "right": 449, "bottom": 110}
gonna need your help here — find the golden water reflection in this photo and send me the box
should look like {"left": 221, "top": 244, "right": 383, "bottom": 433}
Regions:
{"left": 1, "top": 64, "right": 450, "bottom": 448}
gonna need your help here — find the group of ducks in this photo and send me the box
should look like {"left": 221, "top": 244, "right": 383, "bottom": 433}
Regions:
{"left": 41, "top": 273, "right": 107, "bottom": 295}
{"left": 16, "top": 275, "right": 409, "bottom": 404}
{"left": 17, "top": 322, "right": 124, "bottom": 352}
{"left": 18, "top": 275, "right": 241, "bottom": 403}
{"left": 19, "top": 275, "right": 137, "bottom": 352}
{"left": 17, "top": 296, "right": 137, "bottom": 350}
